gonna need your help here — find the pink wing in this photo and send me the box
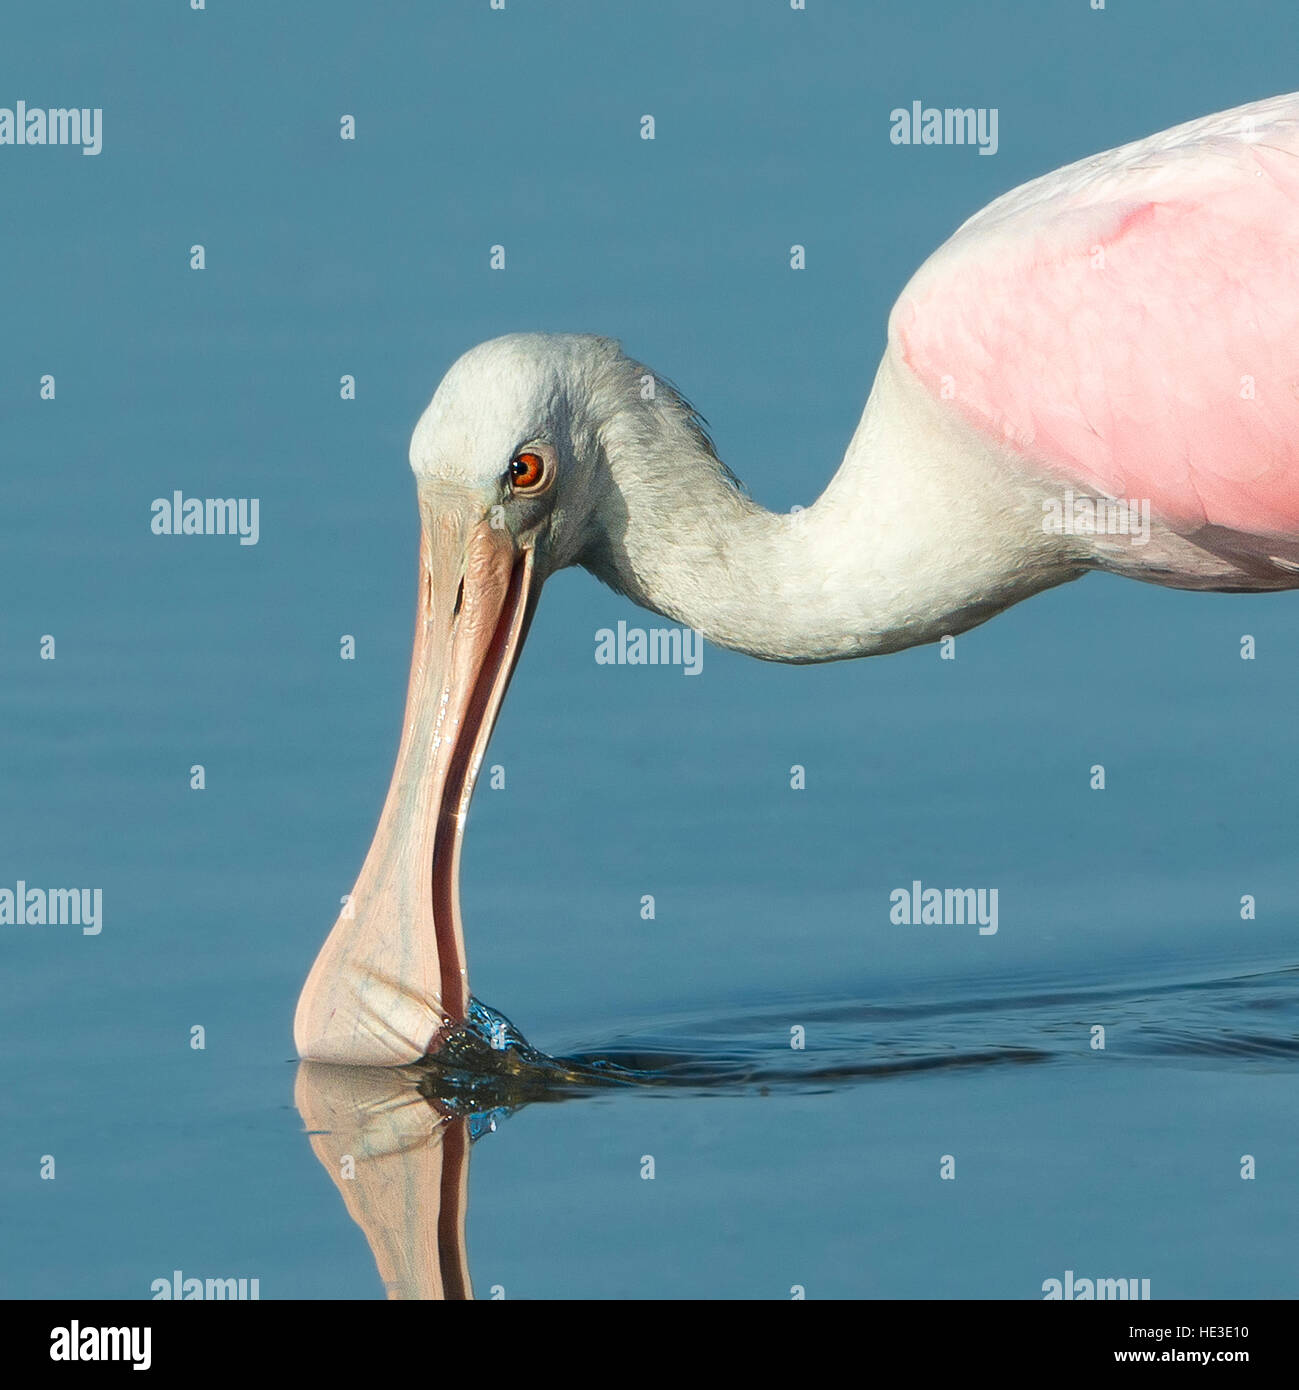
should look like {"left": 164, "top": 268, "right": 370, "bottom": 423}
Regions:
{"left": 893, "top": 94, "right": 1299, "bottom": 574}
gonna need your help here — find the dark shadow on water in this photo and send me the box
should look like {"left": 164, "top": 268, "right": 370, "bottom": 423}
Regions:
{"left": 413, "top": 999, "right": 1052, "bottom": 1119}
{"left": 413, "top": 961, "right": 1299, "bottom": 1120}
{"left": 295, "top": 960, "right": 1299, "bottom": 1297}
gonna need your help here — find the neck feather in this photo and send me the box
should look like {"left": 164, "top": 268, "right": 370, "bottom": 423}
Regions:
{"left": 580, "top": 353, "right": 1078, "bottom": 662}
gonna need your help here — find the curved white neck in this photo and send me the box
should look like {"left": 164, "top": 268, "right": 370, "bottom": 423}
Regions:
{"left": 583, "top": 354, "right": 1076, "bottom": 662}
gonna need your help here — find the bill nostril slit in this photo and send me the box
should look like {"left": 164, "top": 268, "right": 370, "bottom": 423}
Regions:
{"left": 453, "top": 576, "right": 465, "bottom": 618}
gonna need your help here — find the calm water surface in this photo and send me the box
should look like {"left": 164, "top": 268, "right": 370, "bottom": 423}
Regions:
{"left": 2, "top": 1, "right": 1298, "bottom": 1299}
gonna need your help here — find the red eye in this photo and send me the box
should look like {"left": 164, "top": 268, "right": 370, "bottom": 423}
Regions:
{"left": 509, "top": 451, "right": 546, "bottom": 490}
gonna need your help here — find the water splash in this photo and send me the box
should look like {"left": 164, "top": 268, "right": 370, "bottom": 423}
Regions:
{"left": 411, "top": 961, "right": 1299, "bottom": 1127}
{"left": 412, "top": 998, "right": 641, "bottom": 1116}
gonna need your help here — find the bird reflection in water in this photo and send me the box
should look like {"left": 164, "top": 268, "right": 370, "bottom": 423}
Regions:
{"left": 294, "top": 963, "right": 1299, "bottom": 1296}
{"left": 294, "top": 1000, "right": 637, "bottom": 1300}
{"left": 293, "top": 990, "right": 1064, "bottom": 1297}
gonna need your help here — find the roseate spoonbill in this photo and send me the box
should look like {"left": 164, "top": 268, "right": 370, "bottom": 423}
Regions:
{"left": 296, "top": 1063, "right": 473, "bottom": 1299}
{"left": 296, "top": 92, "right": 1299, "bottom": 1066}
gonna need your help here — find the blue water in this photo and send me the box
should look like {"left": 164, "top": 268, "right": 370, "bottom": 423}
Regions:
{"left": 2, "top": 0, "right": 1298, "bottom": 1299}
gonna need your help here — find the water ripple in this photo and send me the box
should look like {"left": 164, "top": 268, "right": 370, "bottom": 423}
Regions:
{"left": 408, "top": 962, "right": 1299, "bottom": 1117}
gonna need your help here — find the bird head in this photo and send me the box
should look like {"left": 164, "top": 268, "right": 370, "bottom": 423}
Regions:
{"left": 409, "top": 332, "right": 633, "bottom": 582}
{"left": 294, "top": 332, "right": 733, "bottom": 1064}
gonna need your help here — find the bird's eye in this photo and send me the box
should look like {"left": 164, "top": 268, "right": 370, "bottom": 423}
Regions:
{"left": 508, "top": 451, "right": 547, "bottom": 491}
